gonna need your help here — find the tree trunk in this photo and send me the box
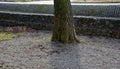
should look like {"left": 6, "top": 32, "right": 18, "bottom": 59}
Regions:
{"left": 52, "top": 0, "right": 79, "bottom": 43}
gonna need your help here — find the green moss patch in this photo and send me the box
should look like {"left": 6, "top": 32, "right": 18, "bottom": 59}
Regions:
{"left": 0, "top": 32, "right": 24, "bottom": 41}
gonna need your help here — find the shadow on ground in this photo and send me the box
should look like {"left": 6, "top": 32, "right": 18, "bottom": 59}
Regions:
{"left": 48, "top": 42, "right": 82, "bottom": 69}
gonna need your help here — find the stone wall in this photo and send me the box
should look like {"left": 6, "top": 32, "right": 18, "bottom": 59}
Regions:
{"left": 0, "top": 12, "right": 120, "bottom": 38}
{"left": 74, "top": 16, "right": 120, "bottom": 38}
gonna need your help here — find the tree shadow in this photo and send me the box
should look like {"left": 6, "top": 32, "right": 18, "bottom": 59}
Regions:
{"left": 48, "top": 42, "right": 82, "bottom": 69}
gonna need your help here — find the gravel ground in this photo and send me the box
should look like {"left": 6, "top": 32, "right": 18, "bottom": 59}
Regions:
{"left": 0, "top": 31, "right": 120, "bottom": 69}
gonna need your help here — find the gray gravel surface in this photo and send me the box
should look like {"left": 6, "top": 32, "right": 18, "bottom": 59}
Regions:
{"left": 0, "top": 31, "right": 120, "bottom": 69}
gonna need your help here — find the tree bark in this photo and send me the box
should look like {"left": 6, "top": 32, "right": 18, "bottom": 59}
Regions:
{"left": 52, "top": 0, "right": 79, "bottom": 43}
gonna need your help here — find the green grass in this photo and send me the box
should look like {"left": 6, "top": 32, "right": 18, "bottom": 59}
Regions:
{"left": 0, "top": 32, "right": 24, "bottom": 41}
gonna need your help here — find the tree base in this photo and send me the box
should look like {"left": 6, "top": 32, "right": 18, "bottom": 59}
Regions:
{"left": 51, "top": 35, "right": 80, "bottom": 44}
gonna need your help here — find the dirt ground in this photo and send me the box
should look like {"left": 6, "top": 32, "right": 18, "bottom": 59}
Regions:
{"left": 0, "top": 31, "right": 120, "bottom": 69}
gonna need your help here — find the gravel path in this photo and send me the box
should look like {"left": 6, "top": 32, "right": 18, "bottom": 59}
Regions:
{"left": 0, "top": 31, "right": 120, "bottom": 69}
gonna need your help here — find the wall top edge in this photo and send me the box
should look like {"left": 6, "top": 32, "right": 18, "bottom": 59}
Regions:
{"left": 0, "top": 11, "right": 120, "bottom": 20}
{"left": 0, "top": 1, "right": 120, "bottom": 6}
